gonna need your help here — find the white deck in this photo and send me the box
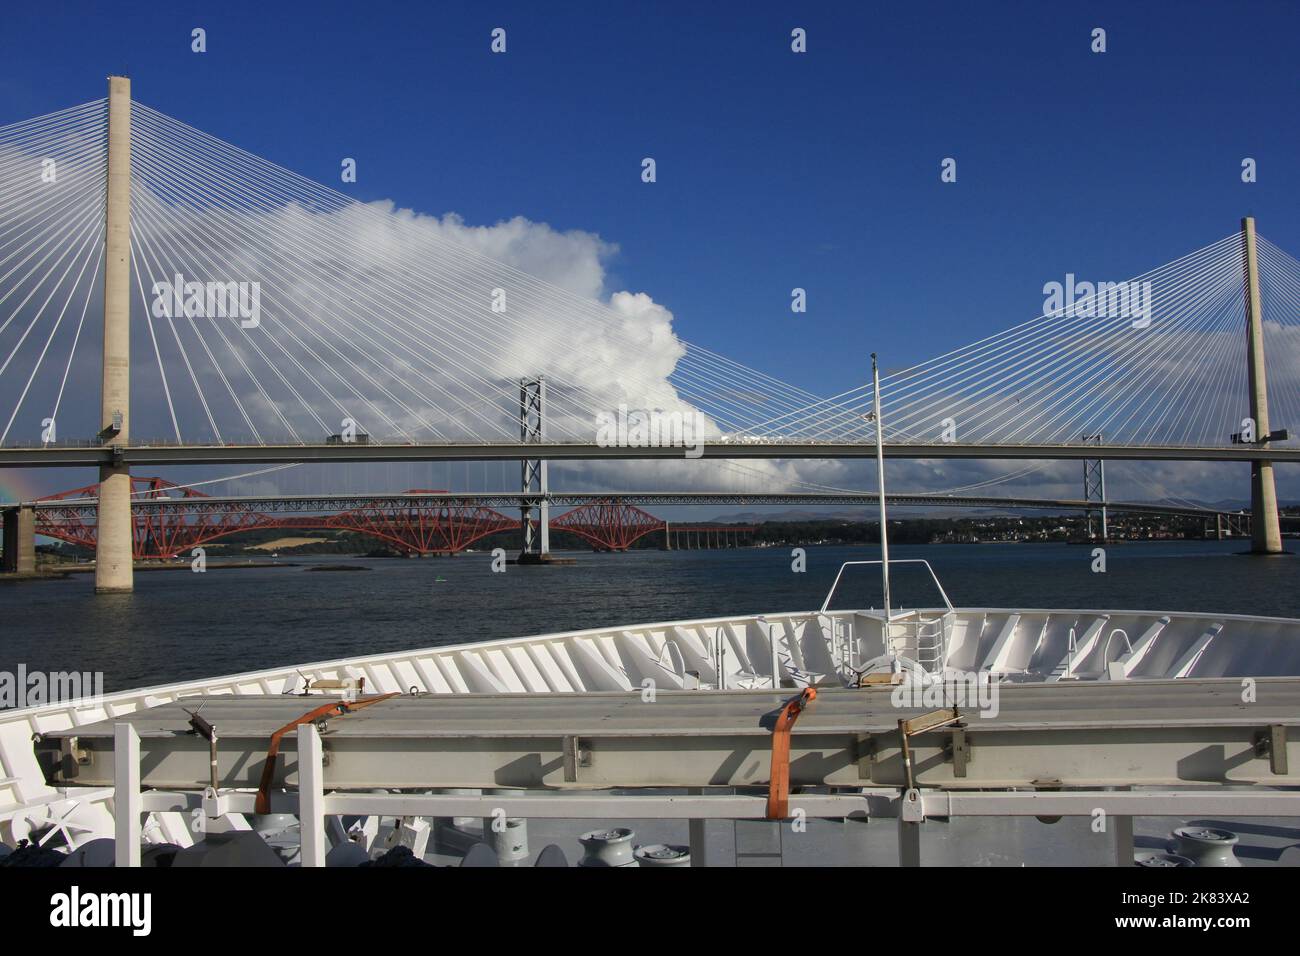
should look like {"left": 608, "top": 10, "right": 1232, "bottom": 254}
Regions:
{"left": 3, "top": 604, "right": 1300, "bottom": 853}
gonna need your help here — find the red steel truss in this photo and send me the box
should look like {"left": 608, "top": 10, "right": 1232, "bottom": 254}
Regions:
{"left": 34, "top": 478, "right": 519, "bottom": 558}
{"left": 33, "top": 476, "right": 266, "bottom": 559}
{"left": 33, "top": 480, "right": 672, "bottom": 557}
{"left": 549, "top": 498, "right": 667, "bottom": 551}
{"left": 289, "top": 500, "right": 519, "bottom": 555}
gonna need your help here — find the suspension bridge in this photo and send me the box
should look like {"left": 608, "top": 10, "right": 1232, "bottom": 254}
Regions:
{"left": 0, "top": 78, "right": 1296, "bottom": 589}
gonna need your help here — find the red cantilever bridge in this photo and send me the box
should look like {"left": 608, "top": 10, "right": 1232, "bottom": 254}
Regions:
{"left": 22, "top": 477, "right": 1238, "bottom": 561}
{"left": 33, "top": 477, "right": 692, "bottom": 558}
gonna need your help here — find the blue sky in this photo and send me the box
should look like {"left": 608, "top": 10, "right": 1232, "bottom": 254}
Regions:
{"left": 1, "top": 1, "right": 1298, "bottom": 505}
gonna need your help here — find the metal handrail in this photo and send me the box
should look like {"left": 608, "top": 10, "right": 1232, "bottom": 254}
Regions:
{"left": 819, "top": 559, "right": 955, "bottom": 616}
{"left": 1104, "top": 628, "right": 1134, "bottom": 660}
{"left": 712, "top": 625, "right": 727, "bottom": 691}
{"left": 912, "top": 617, "right": 946, "bottom": 661}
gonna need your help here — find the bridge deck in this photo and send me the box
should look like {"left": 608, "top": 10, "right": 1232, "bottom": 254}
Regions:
{"left": 40, "top": 679, "right": 1300, "bottom": 791}
{"left": 14, "top": 489, "right": 1233, "bottom": 517}
{"left": 3, "top": 441, "right": 1297, "bottom": 468}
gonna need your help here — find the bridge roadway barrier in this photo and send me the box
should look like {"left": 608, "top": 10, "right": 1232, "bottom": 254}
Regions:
{"left": 38, "top": 678, "right": 1300, "bottom": 792}
{"left": 7, "top": 486, "right": 1247, "bottom": 519}
{"left": 2, "top": 440, "right": 1299, "bottom": 468}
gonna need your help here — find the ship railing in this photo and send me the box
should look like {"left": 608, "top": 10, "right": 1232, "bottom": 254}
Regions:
{"left": 819, "top": 559, "right": 955, "bottom": 616}
{"left": 831, "top": 615, "right": 855, "bottom": 675}
{"left": 909, "top": 613, "right": 950, "bottom": 674}
{"left": 820, "top": 559, "right": 955, "bottom": 678}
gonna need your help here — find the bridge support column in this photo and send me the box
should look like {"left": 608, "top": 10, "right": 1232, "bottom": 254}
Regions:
{"left": 1, "top": 508, "right": 12, "bottom": 572}
{"left": 96, "top": 76, "right": 133, "bottom": 593}
{"left": 1242, "top": 217, "right": 1282, "bottom": 554}
{"left": 1082, "top": 434, "right": 1107, "bottom": 542}
{"left": 518, "top": 377, "right": 550, "bottom": 564}
{"left": 1, "top": 506, "right": 36, "bottom": 574}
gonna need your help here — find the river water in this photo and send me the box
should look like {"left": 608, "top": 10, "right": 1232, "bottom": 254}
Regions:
{"left": 1, "top": 540, "right": 1297, "bottom": 695}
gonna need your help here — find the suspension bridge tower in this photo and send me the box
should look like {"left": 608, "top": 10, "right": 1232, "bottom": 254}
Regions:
{"left": 95, "top": 76, "right": 134, "bottom": 592}
{"left": 1242, "top": 216, "right": 1283, "bottom": 554}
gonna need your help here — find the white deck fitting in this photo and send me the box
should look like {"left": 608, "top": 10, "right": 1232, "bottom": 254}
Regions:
{"left": 111, "top": 786, "right": 1300, "bottom": 822}
{"left": 4, "top": 605, "right": 1300, "bottom": 855}
{"left": 71, "top": 683, "right": 1300, "bottom": 869}
{"left": 36, "top": 680, "right": 1300, "bottom": 790}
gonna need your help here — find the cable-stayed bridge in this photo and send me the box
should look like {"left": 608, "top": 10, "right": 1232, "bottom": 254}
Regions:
{"left": 2, "top": 86, "right": 1297, "bottom": 460}
{"left": 0, "top": 78, "right": 1296, "bottom": 589}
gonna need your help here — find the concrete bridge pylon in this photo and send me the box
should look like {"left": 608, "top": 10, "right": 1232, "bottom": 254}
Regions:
{"left": 1242, "top": 216, "right": 1283, "bottom": 555}
{"left": 95, "top": 75, "right": 134, "bottom": 592}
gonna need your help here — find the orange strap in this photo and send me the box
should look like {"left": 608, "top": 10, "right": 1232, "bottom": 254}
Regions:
{"left": 254, "top": 693, "right": 398, "bottom": 814}
{"left": 766, "top": 687, "right": 817, "bottom": 820}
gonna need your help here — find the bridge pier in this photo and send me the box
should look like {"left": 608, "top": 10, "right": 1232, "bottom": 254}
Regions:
{"left": 96, "top": 76, "right": 134, "bottom": 593}
{"left": 517, "top": 377, "right": 551, "bottom": 564}
{"left": 1, "top": 505, "right": 36, "bottom": 574}
{"left": 1081, "top": 435, "right": 1108, "bottom": 542}
{"left": 1242, "top": 217, "right": 1283, "bottom": 555}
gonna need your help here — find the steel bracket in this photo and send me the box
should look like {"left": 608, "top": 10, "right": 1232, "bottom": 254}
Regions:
{"left": 60, "top": 735, "right": 88, "bottom": 779}
{"left": 900, "top": 788, "right": 925, "bottom": 822}
{"left": 202, "top": 786, "right": 230, "bottom": 819}
{"left": 854, "top": 733, "right": 875, "bottom": 780}
{"left": 562, "top": 735, "right": 592, "bottom": 782}
{"left": 899, "top": 707, "right": 961, "bottom": 789}
{"left": 1254, "top": 724, "right": 1288, "bottom": 775}
{"left": 944, "top": 726, "right": 971, "bottom": 777}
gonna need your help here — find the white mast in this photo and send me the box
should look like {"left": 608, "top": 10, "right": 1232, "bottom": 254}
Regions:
{"left": 871, "top": 354, "right": 892, "bottom": 634}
